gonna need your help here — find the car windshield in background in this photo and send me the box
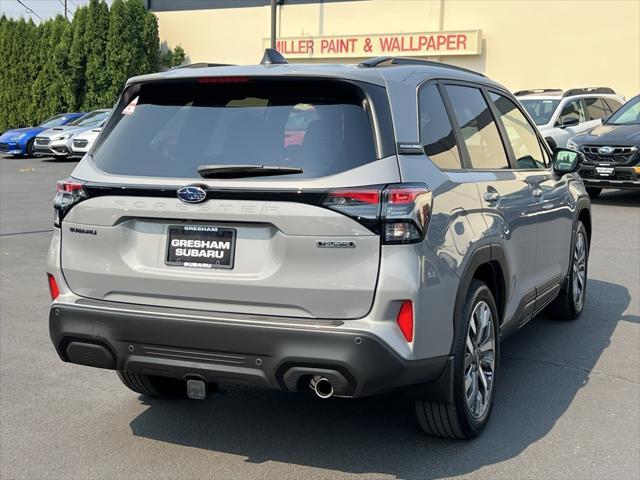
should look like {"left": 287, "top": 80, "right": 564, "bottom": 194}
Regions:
{"left": 606, "top": 96, "right": 640, "bottom": 125}
{"left": 38, "top": 114, "right": 69, "bottom": 128}
{"left": 519, "top": 99, "right": 560, "bottom": 125}
{"left": 70, "top": 111, "right": 110, "bottom": 127}
{"left": 91, "top": 78, "right": 377, "bottom": 179}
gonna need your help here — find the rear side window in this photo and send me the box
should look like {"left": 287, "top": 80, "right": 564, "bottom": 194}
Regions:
{"left": 603, "top": 99, "right": 622, "bottom": 113}
{"left": 92, "top": 79, "right": 377, "bottom": 179}
{"left": 490, "top": 93, "right": 547, "bottom": 169}
{"left": 445, "top": 85, "right": 510, "bottom": 169}
{"left": 558, "top": 100, "right": 586, "bottom": 125}
{"left": 418, "top": 84, "right": 462, "bottom": 169}
{"left": 584, "top": 97, "right": 609, "bottom": 121}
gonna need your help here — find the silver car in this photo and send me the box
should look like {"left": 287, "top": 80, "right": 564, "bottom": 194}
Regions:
{"left": 34, "top": 109, "right": 111, "bottom": 158}
{"left": 515, "top": 88, "right": 625, "bottom": 149}
{"left": 47, "top": 52, "right": 592, "bottom": 439}
{"left": 70, "top": 127, "right": 102, "bottom": 157}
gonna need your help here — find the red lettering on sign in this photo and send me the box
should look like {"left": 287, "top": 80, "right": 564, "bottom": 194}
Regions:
{"left": 457, "top": 34, "right": 467, "bottom": 50}
{"left": 437, "top": 35, "right": 447, "bottom": 49}
{"left": 447, "top": 34, "right": 456, "bottom": 50}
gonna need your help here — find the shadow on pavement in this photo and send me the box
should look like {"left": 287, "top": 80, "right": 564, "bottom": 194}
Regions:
{"left": 590, "top": 189, "right": 640, "bottom": 207}
{"left": 129, "top": 279, "right": 635, "bottom": 479}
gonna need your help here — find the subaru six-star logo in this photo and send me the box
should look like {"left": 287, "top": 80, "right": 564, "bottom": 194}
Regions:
{"left": 177, "top": 185, "right": 207, "bottom": 203}
{"left": 598, "top": 146, "right": 614, "bottom": 155}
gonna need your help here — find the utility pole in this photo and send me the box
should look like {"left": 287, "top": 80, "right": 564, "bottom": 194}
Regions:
{"left": 64, "top": 0, "right": 68, "bottom": 19}
{"left": 270, "top": 0, "right": 277, "bottom": 49}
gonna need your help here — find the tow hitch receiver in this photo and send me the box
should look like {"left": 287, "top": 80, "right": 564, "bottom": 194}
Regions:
{"left": 186, "top": 379, "right": 206, "bottom": 400}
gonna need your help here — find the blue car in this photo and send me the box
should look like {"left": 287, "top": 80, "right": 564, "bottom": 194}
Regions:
{"left": 0, "top": 113, "right": 85, "bottom": 157}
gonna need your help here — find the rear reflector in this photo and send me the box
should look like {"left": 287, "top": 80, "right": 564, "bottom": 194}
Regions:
{"left": 47, "top": 273, "right": 60, "bottom": 300}
{"left": 396, "top": 300, "right": 414, "bottom": 342}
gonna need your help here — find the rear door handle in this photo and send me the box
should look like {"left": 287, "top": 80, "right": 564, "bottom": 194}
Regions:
{"left": 484, "top": 191, "right": 500, "bottom": 202}
{"left": 532, "top": 188, "right": 543, "bottom": 198}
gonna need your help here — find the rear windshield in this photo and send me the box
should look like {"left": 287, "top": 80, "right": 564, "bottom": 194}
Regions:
{"left": 92, "top": 78, "right": 377, "bottom": 179}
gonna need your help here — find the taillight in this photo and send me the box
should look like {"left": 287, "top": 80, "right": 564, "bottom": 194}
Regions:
{"left": 54, "top": 177, "right": 87, "bottom": 227}
{"left": 396, "top": 300, "right": 414, "bottom": 342}
{"left": 321, "top": 183, "right": 431, "bottom": 244}
{"left": 47, "top": 273, "right": 60, "bottom": 300}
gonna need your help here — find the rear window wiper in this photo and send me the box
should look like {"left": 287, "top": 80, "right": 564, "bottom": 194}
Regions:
{"left": 197, "top": 164, "right": 303, "bottom": 179}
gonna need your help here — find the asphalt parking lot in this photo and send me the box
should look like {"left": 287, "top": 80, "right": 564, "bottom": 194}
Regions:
{"left": 0, "top": 155, "right": 638, "bottom": 480}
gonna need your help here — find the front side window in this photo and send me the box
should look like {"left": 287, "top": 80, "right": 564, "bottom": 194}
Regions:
{"left": 558, "top": 100, "right": 586, "bottom": 125}
{"left": 490, "top": 93, "right": 546, "bottom": 169}
{"left": 445, "top": 85, "right": 509, "bottom": 169}
{"left": 418, "top": 83, "right": 461, "bottom": 169}
{"left": 92, "top": 79, "right": 377, "bottom": 179}
{"left": 583, "top": 97, "right": 609, "bottom": 121}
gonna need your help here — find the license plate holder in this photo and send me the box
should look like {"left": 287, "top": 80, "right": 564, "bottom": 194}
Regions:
{"left": 595, "top": 165, "right": 615, "bottom": 177}
{"left": 166, "top": 225, "right": 236, "bottom": 269}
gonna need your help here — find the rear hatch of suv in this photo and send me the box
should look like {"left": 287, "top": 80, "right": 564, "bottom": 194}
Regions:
{"left": 58, "top": 75, "right": 399, "bottom": 319}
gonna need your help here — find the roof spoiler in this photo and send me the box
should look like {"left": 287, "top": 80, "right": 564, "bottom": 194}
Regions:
{"left": 357, "top": 56, "right": 485, "bottom": 77}
{"left": 261, "top": 48, "right": 288, "bottom": 65}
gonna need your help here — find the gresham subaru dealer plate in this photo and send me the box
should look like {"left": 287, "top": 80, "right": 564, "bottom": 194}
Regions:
{"left": 166, "top": 225, "right": 236, "bottom": 269}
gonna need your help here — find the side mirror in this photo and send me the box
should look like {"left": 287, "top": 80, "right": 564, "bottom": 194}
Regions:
{"left": 558, "top": 117, "right": 580, "bottom": 128}
{"left": 553, "top": 148, "right": 582, "bottom": 175}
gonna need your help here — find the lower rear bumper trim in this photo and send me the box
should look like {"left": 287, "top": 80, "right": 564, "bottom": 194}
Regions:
{"left": 49, "top": 302, "right": 449, "bottom": 398}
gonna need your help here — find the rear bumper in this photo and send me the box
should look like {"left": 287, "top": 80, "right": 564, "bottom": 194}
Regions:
{"left": 49, "top": 300, "right": 450, "bottom": 398}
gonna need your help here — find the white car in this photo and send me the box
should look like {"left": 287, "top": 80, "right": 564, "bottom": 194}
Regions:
{"left": 515, "top": 88, "right": 625, "bottom": 149}
{"left": 34, "top": 109, "right": 111, "bottom": 158}
{"left": 70, "top": 127, "right": 102, "bottom": 157}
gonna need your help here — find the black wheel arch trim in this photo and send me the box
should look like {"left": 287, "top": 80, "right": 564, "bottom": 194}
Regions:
{"left": 452, "top": 243, "right": 511, "bottom": 346}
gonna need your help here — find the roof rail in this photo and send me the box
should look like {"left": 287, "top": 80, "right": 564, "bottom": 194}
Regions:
{"left": 357, "top": 56, "right": 486, "bottom": 77}
{"left": 563, "top": 87, "right": 616, "bottom": 97}
{"left": 173, "top": 63, "right": 234, "bottom": 69}
{"left": 514, "top": 88, "right": 563, "bottom": 96}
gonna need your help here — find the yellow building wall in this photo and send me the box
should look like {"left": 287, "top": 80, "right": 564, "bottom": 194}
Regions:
{"left": 155, "top": 0, "right": 640, "bottom": 98}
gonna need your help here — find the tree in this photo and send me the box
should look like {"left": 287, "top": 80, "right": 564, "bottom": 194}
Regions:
{"left": 67, "top": 6, "right": 89, "bottom": 111}
{"left": 0, "top": 2, "right": 188, "bottom": 130}
{"left": 84, "top": 0, "right": 111, "bottom": 110}
{"left": 161, "top": 45, "right": 186, "bottom": 68}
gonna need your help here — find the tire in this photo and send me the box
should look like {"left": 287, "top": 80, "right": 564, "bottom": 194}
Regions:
{"left": 415, "top": 280, "right": 499, "bottom": 439}
{"left": 546, "top": 221, "right": 588, "bottom": 320}
{"left": 586, "top": 187, "right": 602, "bottom": 199}
{"left": 117, "top": 371, "right": 186, "bottom": 398}
{"left": 25, "top": 138, "right": 35, "bottom": 158}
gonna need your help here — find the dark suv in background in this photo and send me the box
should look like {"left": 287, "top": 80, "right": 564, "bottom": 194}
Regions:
{"left": 568, "top": 95, "right": 640, "bottom": 198}
{"left": 47, "top": 52, "right": 591, "bottom": 440}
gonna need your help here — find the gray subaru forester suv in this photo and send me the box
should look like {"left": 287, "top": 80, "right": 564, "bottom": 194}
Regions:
{"left": 47, "top": 52, "right": 591, "bottom": 439}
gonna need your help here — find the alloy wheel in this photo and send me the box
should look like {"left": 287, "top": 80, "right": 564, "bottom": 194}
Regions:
{"left": 464, "top": 300, "right": 496, "bottom": 419}
{"left": 572, "top": 231, "right": 587, "bottom": 310}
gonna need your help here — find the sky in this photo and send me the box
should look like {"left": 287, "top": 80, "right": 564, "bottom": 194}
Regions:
{"left": 0, "top": 0, "right": 113, "bottom": 22}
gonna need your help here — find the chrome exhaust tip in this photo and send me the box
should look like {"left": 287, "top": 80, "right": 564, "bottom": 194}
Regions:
{"left": 310, "top": 375, "right": 334, "bottom": 399}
